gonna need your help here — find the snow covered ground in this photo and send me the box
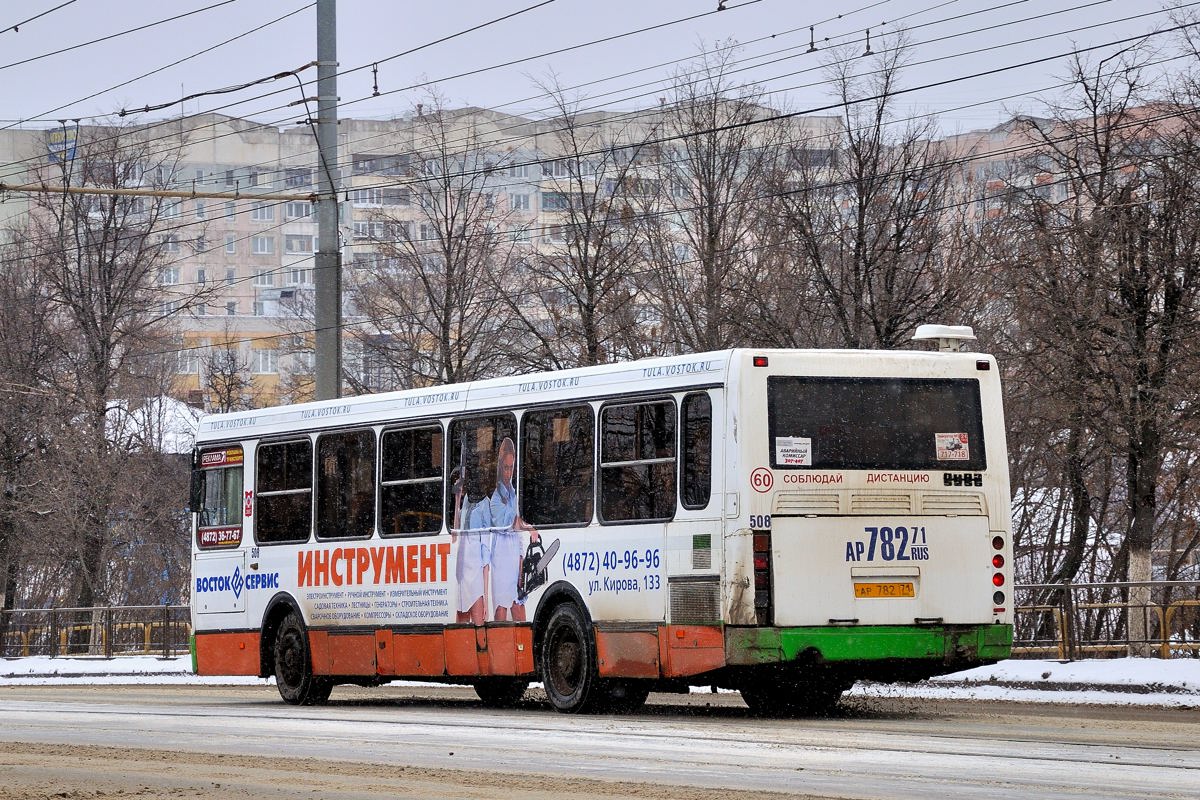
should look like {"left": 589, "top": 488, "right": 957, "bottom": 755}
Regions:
{"left": 0, "top": 655, "right": 1196, "bottom": 707}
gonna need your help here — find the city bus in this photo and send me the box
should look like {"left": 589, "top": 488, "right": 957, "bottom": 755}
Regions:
{"left": 189, "top": 326, "right": 1013, "bottom": 714}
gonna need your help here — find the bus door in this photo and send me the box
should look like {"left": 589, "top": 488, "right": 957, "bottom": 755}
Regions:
{"left": 191, "top": 445, "right": 249, "bottom": 619}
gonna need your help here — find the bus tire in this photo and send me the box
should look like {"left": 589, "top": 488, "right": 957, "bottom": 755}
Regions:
{"left": 273, "top": 611, "right": 332, "bottom": 705}
{"left": 473, "top": 677, "right": 529, "bottom": 708}
{"left": 741, "top": 677, "right": 844, "bottom": 717}
{"left": 540, "top": 603, "right": 603, "bottom": 713}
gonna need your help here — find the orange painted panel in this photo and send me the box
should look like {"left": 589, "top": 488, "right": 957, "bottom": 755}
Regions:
{"left": 659, "top": 625, "right": 726, "bottom": 678}
{"left": 326, "top": 633, "right": 377, "bottom": 675}
{"left": 374, "top": 630, "right": 394, "bottom": 675}
{"left": 195, "top": 632, "right": 260, "bottom": 676}
{"left": 444, "top": 626, "right": 481, "bottom": 675}
{"left": 307, "top": 631, "right": 331, "bottom": 673}
{"left": 485, "top": 625, "right": 535, "bottom": 676}
{"left": 595, "top": 629, "right": 660, "bottom": 678}
{"left": 392, "top": 633, "right": 447, "bottom": 677}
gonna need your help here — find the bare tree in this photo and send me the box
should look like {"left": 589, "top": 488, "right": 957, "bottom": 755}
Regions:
{"left": 771, "top": 37, "right": 982, "bottom": 349}
{"left": 349, "top": 96, "right": 518, "bottom": 388}
{"left": 22, "top": 121, "right": 214, "bottom": 608}
{"left": 501, "top": 83, "right": 655, "bottom": 369}
{"left": 992, "top": 48, "right": 1200, "bottom": 653}
{"left": 639, "top": 44, "right": 789, "bottom": 353}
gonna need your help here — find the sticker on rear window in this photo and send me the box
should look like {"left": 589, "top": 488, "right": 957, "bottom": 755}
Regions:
{"left": 775, "top": 436, "right": 812, "bottom": 466}
{"left": 935, "top": 432, "right": 970, "bottom": 460}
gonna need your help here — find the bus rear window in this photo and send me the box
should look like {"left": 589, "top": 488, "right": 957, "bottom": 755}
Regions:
{"left": 767, "top": 377, "right": 986, "bottom": 471}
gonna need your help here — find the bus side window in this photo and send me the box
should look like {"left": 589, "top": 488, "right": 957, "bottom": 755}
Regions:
{"left": 681, "top": 392, "right": 712, "bottom": 510}
{"left": 599, "top": 400, "right": 676, "bottom": 523}
{"left": 520, "top": 405, "right": 594, "bottom": 527}
{"left": 256, "top": 439, "right": 313, "bottom": 544}
{"left": 316, "top": 429, "right": 377, "bottom": 540}
{"left": 380, "top": 425, "right": 444, "bottom": 536}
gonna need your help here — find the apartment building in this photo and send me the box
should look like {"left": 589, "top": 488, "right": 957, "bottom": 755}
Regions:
{"left": 0, "top": 106, "right": 840, "bottom": 408}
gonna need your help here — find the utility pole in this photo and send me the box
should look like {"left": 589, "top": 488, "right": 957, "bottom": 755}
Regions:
{"left": 314, "top": 0, "right": 341, "bottom": 399}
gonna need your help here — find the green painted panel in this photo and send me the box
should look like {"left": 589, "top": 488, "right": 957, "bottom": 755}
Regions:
{"left": 726, "top": 624, "right": 1013, "bottom": 665}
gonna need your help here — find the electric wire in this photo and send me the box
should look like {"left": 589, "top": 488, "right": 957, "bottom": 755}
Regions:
{"left": 0, "top": 0, "right": 241, "bottom": 72}
{"left": 1, "top": 0, "right": 79, "bottom": 35}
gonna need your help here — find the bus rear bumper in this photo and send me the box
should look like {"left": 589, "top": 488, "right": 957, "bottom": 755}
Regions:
{"left": 725, "top": 623, "right": 1013, "bottom": 672}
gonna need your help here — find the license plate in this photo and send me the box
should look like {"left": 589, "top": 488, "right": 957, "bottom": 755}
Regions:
{"left": 854, "top": 581, "right": 915, "bottom": 598}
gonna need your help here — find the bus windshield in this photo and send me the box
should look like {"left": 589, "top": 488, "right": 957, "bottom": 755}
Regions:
{"left": 767, "top": 376, "right": 986, "bottom": 471}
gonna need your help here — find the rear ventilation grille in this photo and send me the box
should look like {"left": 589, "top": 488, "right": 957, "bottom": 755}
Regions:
{"left": 849, "top": 492, "right": 914, "bottom": 514}
{"left": 774, "top": 492, "right": 840, "bottom": 515}
{"left": 773, "top": 489, "right": 987, "bottom": 516}
{"left": 919, "top": 491, "right": 987, "bottom": 516}
{"left": 669, "top": 577, "right": 721, "bottom": 624}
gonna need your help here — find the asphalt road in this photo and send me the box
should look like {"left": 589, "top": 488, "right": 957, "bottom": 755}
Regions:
{"left": 0, "top": 684, "right": 1196, "bottom": 799}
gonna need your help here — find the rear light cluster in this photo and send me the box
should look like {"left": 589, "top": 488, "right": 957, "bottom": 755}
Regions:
{"left": 991, "top": 535, "right": 1006, "bottom": 609}
{"left": 753, "top": 531, "right": 772, "bottom": 625}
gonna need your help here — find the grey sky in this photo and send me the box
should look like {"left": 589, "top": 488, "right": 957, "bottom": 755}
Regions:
{"left": 0, "top": 0, "right": 1185, "bottom": 134}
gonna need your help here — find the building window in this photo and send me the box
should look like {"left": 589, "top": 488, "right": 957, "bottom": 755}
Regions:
{"left": 225, "top": 201, "right": 236, "bottom": 218}
{"left": 285, "top": 234, "right": 314, "bottom": 254}
{"left": 160, "top": 235, "right": 181, "bottom": 253}
{"left": 252, "top": 235, "right": 275, "bottom": 255}
{"left": 159, "top": 266, "right": 180, "bottom": 285}
{"left": 196, "top": 303, "right": 207, "bottom": 316}
{"left": 251, "top": 202, "right": 274, "bottom": 222}
{"left": 251, "top": 348, "right": 277, "bottom": 373}
{"left": 196, "top": 268, "right": 207, "bottom": 285}
{"left": 253, "top": 301, "right": 266, "bottom": 316}
{"left": 509, "top": 224, "right": 531, "bottom": 242}
{"left": 162, "top": 200, "right": 182, "bottom": 219}
{"left": 224, "top": 234, "right": 236, "bottom": 254}
{"left": 508, "top": 193, "right": 530, "bottom": 211}
{"left": 175, "top": 349, "right": 200, "bottom": 374}
{"left": 285, "top": 268, "right": 312, "bottom": 286}
{"left": 224, "top": 169, "right": 236, "bottom": 186}
{"left": 285, "top": 168, "right": 312, "bottom": 188}
{"left": 225, "top": 268, "right": 236, "bottom": 286}
{"left": 195, "top": 200, "right": 206, "bottom": 219}
{"left": 253, "top": 269, "right": 274, "bottom": 287}
{"left": 226, "top": 301, "right": 237, "bottom": 316}
{"left": 285, "top": 201, "right": 312, "bottom": 219}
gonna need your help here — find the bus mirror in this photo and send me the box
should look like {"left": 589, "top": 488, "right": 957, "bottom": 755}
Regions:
{"left": 188, "top": 469, "right": 204, "bottom": 514}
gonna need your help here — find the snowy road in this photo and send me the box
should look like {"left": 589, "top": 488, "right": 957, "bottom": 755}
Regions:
{"left": 0, "top": 685, "right": 1196, "bottom": 799}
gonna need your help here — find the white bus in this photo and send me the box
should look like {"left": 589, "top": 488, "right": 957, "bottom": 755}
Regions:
{"left": 190, "top": 328, "right": 1013, "bottom": 714}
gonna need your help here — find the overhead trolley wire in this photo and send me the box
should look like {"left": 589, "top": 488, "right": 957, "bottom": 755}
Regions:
{"left": 1, "top": 0, "right": 79, "bottom": 35}
{"left": 0, "top": 0, "right": 241, "bottom": 72}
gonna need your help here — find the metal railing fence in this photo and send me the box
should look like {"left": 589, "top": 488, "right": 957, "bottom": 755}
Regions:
{"left": 0, "top": 605, "right": 190, "bottom": 658}
{"left": 0, "top": 582, "right": 1196, "bottom": 661}
{"left": 1012, "top": 581, "right": 1200, "bottom": 660}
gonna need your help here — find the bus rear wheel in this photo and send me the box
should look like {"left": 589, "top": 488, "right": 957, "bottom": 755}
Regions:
{"left": 273, "top": 611, "right": 332, "bottom": 705}
{"left": 741, "top": 676, "right": 846, "bottom": 717}
{"left": 540, "top": 603, "right": 603, "bottom": 713}
{"left": 474, "top": 677, "right": 529, "bottom": 708}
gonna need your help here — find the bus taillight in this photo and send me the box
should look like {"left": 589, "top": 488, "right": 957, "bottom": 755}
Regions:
{"left": 753, "top": 531, "right": 772, "bottom": 625}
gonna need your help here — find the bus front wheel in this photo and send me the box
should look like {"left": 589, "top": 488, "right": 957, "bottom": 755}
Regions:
{"left": 540, "top": 603, "right": 603, "bottom": 713}
{"left": 273, "top": 611, "right": 332, "bottom": 705}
